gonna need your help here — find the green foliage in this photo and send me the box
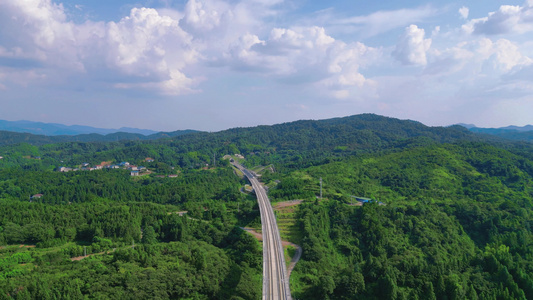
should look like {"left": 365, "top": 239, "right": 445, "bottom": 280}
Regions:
{"left": 141, "top": 226, "right": 157, "bottom": 244}
{"left": 0, "top": 241, "right": 260, "bottom": 299}
{"left": 0, "top": 158, "right": 260, "bottom": 299}
{"left": 271, "top": 141, "right": 533, "bottom": 299}
{"left": 1, "top": 114, "right": 533, "bottom": 299}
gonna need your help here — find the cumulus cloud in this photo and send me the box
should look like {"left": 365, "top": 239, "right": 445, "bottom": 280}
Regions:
{"left": 0, "top": 0, "right": 202, "bottom": 95}
{"left": 217, "top": 26, "right": 379, "bottom": 99}
{"left": 459, "top": 6, "right": 469, "bottom": 19}
{"left": 476, "top": 38, "right": 532, "bottom": 72}
{"left": 462, "top": 3, "right": 533, "bottom": 35}
{"left": 393, "top": 25, "right": 431, "bottom": 66}
{"left": 424, "top": 37, "right": 531, "bottom": 78}
{"left": 179, "top": 0, "right": 283, "bottom": 47}
{"left": 180, "top": 0, "right": 230, "bottom": 34}
{"left": 0, "top": 0, "right": 381, "bottom": 99}
{"left": 0, "top": 0, "right": 83, "bottom": 70}
{"left": 105, "top": 7, "right": 200, "bottom": 95}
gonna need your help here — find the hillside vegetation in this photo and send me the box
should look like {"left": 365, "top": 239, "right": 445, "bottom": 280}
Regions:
{"left": 1, "top": 114, "right": 532, "bottom": 299}
{"left": 262, "top": 142, "right": 533, "bottom": 299}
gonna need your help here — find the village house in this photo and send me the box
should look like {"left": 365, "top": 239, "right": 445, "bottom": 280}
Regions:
{"left": 56, "top": 160, "right": 152, "bottom": 175}
{"left": 96, "top": 161, "right": 112, "bottom": 170}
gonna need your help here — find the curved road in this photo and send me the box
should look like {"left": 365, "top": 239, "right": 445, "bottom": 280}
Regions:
{"left": 233, "top": 162, "right": 292, "bottom": 300}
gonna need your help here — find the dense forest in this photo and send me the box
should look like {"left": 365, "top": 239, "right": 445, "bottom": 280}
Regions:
{"left": 263, "top": 142, "right": 533, "bottom": 299}
{"left": 0, "top": 165, "right": 262, "bottom": 299}
{"left": 1, "top": 114, "right": 533, "bottom": 299}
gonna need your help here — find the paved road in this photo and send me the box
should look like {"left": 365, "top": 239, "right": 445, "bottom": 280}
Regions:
{"left": 232, "top": 162, "right": 292, "bottom": 300}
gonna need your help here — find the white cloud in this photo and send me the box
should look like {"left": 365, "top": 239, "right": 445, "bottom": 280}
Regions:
{"left": 105, "top": 7, "right": 200, "bottom": 95}
{"left": 0, "top": 0, "right": 382, "bottom": 99}
{"left": 393, "top": 25, "right": 431, "bottom": 66}
{"left": 423, "top": 37, "right": 531, "bottom": 78}
{"left": 336, "top": 6, "right": 437, "bottom": 38}
{"left": 476, "top": 38, "right": 532, "bottom": 72}
{"left": 423, "top": 46, "right": 473, "bottom": 76}
{"left": 0, "top": 0, "right": 201, "bottom": 95}
{"left": 217, "top": 25, "right": 380, "bottom": 99}
{"left": 459, "top": 6, "right": 469, "bottom": 19}
{"left": 180, "top": 0, "right": 283, "bottom": 45}
{"left": 180, "top": 0, "right": 230, "bottom": 34}
{"left": 462, "top": 4, "right": 533, "bottom": 35}
{"left": 0, "top": 0, "right": 84, "bottom": 70}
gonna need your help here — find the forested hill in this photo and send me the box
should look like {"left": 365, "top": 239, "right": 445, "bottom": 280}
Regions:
{"left": 0, "top": 114, "right": 505, "bottom": 171}
{"left": 467, "top": 127, "right": 533, "bottom": 142}
{"left": 159, "top": 114, "right": 500, "bottom": 168}
{"left": 192, "top": 114, "right": 490, "bottom": 152}
{"left": 2, "top": 114, "right": 533, "bottom": 299}
{"left": 0, "top": 129, "right": 198, "bottom": 146}
{"left": 0, "top": 114, "right": 489, "bottom": 148}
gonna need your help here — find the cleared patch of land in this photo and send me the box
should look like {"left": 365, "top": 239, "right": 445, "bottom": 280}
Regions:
{"left": 242, "top": 199, "right": 305, "bottom": 277}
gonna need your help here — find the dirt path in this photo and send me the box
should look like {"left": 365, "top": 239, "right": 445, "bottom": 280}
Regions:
{"left": 0, "top": 245, "right": 36, "bottom": 250}
{"left": 286, "top": 244, "right": 302, "bottom": 277}
{"left": 167, "top": 211, "right": 188, "bottom": 216}
{"left": 241, "top": 227, "right": 302, "bottom": 277}
{"left": 70, "top": 248, "right": 116, "bottom": 261}
{"left": 273, "top": 200, "right": 303, "bottom": 210}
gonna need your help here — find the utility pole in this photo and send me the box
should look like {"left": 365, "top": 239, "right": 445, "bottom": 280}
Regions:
{"left": 84, "top": 246, "right": 87, "bottom": 257}
{"left": 320, "top": 177, "right": 323, "bottom": 199}
{"left": 213, "top": 153, "right": 216, "bottom": 168}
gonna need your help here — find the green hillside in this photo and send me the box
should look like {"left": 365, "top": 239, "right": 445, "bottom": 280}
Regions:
{"left": 264, "top": 142, "right": 533, "bottom": 299}
{"left": 1, "top": 114, "right": 532, "bottom": 299}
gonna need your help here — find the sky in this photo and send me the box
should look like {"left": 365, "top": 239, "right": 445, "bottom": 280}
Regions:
{"left": 1, "top": 0, "right": 533, "bottom": 132}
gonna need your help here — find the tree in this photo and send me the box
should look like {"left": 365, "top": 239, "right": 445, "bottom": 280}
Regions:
{"left": 142, "top": 226, "right": 157, "bottom": 244}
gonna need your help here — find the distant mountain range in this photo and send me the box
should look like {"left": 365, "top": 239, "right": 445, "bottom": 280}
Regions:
{"left": 1, "top": 116, "right": 533, "bottom": 148}
{"left": 0, "top": 120, "right": 199, "bottom": 146}
{"left": 0, "top": 129, "right": 201, "bottom": 146}
{"left": 457, "top": 123, "right": 533, "bottom": 132}
{"left": 457, "top": 123, "right": 533, "bottom": 142}
{"left": 0, "top": 120, "right": 160, "bottom": 136}
{"left": 0, "top": 114, "right": 484, "bottom": 148}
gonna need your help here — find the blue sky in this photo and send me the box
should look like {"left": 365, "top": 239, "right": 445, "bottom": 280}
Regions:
{"left": 1, "top": 0, "right": 532, "bottom": 131}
